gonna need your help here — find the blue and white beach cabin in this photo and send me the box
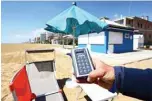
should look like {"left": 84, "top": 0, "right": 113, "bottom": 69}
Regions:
{"left": 78, "top": 19, "right": 134, "bottom": 53}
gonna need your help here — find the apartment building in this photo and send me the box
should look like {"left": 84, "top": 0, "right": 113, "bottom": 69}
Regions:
{"left": 114, "top": 16, "right": 152, "bottom": 44}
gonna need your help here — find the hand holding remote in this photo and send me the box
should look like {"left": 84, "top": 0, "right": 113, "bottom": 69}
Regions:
{"left": 77, "top": 57, "right": 115, "bottom": 90}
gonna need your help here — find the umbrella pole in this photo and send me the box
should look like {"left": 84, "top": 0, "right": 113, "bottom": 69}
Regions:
{"left": 73, "top": 27, "right": 76, "bottom": 48}
{"left": 88, "top": 33, "right": 89, "bottom": 45}
{"left": 62, "top": 34, "right": 64, "bottom": 48}
{"left": 73, "top": 37, "right": 75, "bottom": 48}
{"left": 88, "top": 33, "right": 90, "bottom": 51}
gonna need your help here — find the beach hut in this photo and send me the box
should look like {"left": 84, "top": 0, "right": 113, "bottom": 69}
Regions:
{"left": 78, "top": 19, "right": 134, "bottom": 53}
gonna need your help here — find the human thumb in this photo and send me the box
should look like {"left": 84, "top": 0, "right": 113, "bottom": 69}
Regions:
{"left": 87, "top": 68, "right": 105, "bottom": 83}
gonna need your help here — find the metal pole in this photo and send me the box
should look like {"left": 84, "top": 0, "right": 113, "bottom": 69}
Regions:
{"left": 66, "top": 37, "right": 68, "bottom": 48}
{"left": 87, "top": 32, "right": 91, "bottom": 51}
{"left": 73, "top": 27, "right": 76, "bottom": 48}
{"left": 36, "top": 90, "right": 62, "bottom": 98}
{"left": 62, "top": 34, "right": 64, "bottom": 48}
{"left": 88, "top": 33, "right": 89, "bottom": 45}
{"left": 73, "top": 37, "right": 75, "bottom": 48}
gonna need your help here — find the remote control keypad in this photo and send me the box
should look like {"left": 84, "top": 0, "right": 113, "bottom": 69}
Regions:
{"left": 75, "top": 49, "right": 92, "bottom": 75}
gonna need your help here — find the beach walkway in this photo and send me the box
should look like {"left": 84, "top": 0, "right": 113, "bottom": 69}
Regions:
{"left": 91, "top": 50, "right": 152, "bottom": 66}
{"left": 55, "top": 47, "right": 152, "bottom": 66}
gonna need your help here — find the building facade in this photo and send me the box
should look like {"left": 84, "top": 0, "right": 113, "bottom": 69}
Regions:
{"left": 114, "top": 16, "right": 152, "bottom": 44}
{"left": 40, "top": 34, "right": 46, "bottom": 43}
{"left": 78, "top": 19, "right": 134, "bottom": 53}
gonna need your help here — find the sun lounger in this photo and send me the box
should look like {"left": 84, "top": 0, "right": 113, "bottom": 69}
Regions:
{"left": 9, "top": 49, "right": 64, "bottom": 101}
{"left": 26, "top": 61, "right": 64, "bottom": 101}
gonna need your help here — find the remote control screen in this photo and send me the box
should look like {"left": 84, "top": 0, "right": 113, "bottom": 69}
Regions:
{"left": 75, "top": 49, "right": 92, "bottom": 75}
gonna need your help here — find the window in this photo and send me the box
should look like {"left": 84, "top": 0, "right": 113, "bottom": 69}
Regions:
{"left": 141, "top": 24, "right": 143, "bottom": 28}
{"left": 137, "top": 22, "right": 140, "bottom": 28}
{"left": 109, "top": 31, "right": 123, "bottom": 44}
{"left": 137, "top": 22, "right": 143, "bottom": 28}
{"left": 78, "top": 32, "right": 105, "bottom": 44}
{"left": 128, "top": 20, "right": 131, "bottom": 24}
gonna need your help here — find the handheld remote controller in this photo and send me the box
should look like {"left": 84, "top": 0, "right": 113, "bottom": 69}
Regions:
{"left": 71, "top": 48, "right": 94, "bottom": 79}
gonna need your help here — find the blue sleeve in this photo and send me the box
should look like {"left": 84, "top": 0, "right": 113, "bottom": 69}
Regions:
{"left": 114, "top": 66, "right": 152, "bottom": 101}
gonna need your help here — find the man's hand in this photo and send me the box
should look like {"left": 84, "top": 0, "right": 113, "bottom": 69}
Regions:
{"left": 76, "top": 57, "right": 115, "bottom": 90}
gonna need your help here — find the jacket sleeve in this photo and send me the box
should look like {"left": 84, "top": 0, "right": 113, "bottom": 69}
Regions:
{"left": 114, "top": 66, "right": 152, "bottom": 101}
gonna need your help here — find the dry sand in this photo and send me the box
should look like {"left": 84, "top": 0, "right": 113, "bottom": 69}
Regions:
{"left": 1, "top": 44, "right": 152, "bottom": 101}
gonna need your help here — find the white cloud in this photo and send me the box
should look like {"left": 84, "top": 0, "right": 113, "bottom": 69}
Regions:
{"left": 2, "top": 28, "right": 49, "bottom": 43}
{"left": 21, "top": 28, "right": 47, "bottom": 38}
{"left": 14, "top": 28, "right": 48, "bottom": 39}
{"left": 4, "top": 33, "right": 31, "bottom": 43}
{"left": 31, "top": 28, "right": 48, "bottom": 38}
{"left": 14, "top": 34, "right": 29, "bottom": 38}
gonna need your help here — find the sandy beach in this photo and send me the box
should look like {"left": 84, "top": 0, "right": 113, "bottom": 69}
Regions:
{"left": 1, "top": 43, "right": 152, "bottom": 101}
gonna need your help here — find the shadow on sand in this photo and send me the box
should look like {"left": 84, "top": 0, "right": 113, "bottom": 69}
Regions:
{"left": 57, "top": 78, "right": 69, "bottom": 101}
{"left": 57, "top": 78, "right": 93, "bottom": 101}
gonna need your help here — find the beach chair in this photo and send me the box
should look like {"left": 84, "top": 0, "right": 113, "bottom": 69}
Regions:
{"left": 9, "top": 66, "right": 36, "bottom": 101}
{"left": 9, "top": 49, "right": 64, "bottom": 101}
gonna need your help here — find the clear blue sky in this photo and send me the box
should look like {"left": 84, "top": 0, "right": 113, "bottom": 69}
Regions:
{"left": 2, "top": 1, "right": 152, "bottom": 43}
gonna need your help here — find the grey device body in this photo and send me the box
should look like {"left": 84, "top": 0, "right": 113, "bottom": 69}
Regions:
{"left": 71, "top": 48, "right": 94, "bottom": 78}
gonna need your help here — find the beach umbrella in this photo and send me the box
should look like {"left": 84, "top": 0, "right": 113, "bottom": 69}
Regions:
{"left": 45, "top": 2, "right": 108, "bottom": 48}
